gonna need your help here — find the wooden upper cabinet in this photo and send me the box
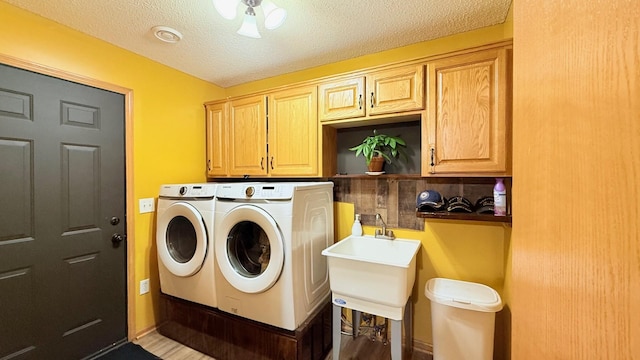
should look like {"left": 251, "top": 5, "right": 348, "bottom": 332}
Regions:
{"left": 205, "top": 43, "right": 511, "bottom": 179}
{"left": 205, "top": 101, "right": 227, "bottom": 177}
{"left": 318, "top": 64, "right": 424, "bottom": 122}
{"left": 318, "top": 77, "right": 365, "bottom": 121}
{"left": 366, "top": 64, "right": 424, "bottom": 116}
{"left": 422, "top": 47, "right": 511, "bottom": 175}
{"left": 268, "top": 86, "right": 318, "bottom": 176}
{"left": 207, "top": 87, "right": 319, "bottom": 178}
{"left": 228, "top": 95, "right": 268, "bottom": 176}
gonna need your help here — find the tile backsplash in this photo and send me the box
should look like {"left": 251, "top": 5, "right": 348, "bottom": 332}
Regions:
{"left": 332, "top": 177, "right": 500, "bottom": 231}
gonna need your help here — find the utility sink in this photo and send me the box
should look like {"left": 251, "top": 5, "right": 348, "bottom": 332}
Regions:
{"left": 321, "top": 235, "right": 421, "bottom": 320}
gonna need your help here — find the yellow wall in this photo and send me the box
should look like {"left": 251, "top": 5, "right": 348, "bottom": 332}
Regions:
{"left": 335, "top": 203, "right": 508, "bottom": 351}
{"left": 228, "top": 7, "right": 514, "bottom": 353}
{"left": 0, "top": 2, "right": 224, "bottom": 335}
{"left": 1, "top": 0, "right": 513, "bottom": 352}
{"left": 226, "top": 21, "right": 511, "bottom": 97}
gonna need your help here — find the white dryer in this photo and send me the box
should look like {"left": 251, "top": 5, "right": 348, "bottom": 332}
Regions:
{"left": 214, "top": 182, "right": 334, "bottom": 330}
{"left": 156, "top": 183, "right": 218, "bottom": 308}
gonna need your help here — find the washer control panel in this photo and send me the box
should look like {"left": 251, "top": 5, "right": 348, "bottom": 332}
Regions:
{"left": 158, "top": 184, "right": 216, "bottom": 198}
{"left": 217, "top": 183, "right": 294, "bottom": 200}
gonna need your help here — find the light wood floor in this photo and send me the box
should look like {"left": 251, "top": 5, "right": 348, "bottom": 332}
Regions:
{"left": 135, "top": 330, "right": 432, "bottom": 360}
{"left": 134, "top": 330, "right": 214, "bottom": 359}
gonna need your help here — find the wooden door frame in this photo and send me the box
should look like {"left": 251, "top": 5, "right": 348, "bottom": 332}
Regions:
{"left": 0, "top": 53, "right": 137, "bottom": 340}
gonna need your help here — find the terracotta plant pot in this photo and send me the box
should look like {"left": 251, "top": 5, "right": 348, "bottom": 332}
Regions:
{"left": 367, "top": 156, "right": 385, "bottom": 172}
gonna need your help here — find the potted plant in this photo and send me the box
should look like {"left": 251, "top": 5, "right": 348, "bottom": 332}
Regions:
{"left": 349, "top": 130, "right": 408, "bottom": 172}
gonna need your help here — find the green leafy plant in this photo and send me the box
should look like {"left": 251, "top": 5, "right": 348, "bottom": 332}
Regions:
{"left": 349, "top": 130, "right": 408, "bottom": 165}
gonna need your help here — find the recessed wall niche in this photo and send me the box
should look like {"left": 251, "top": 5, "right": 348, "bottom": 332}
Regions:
{"left": 336, "top": 120, "right": 421, "bottom": 175}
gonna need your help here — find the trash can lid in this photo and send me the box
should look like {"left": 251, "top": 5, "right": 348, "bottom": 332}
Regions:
{"left": 424, "top": 278, "right": 503, "bottom": 312}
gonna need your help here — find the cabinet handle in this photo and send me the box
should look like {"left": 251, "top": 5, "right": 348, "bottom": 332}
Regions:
{"left": 358, "top": 94, "right": 362, "bottom": 109}
{"left": 370, "top": 92, "right": 375, "bottom": 108}
{"left": 430, "top": 147, "right": 435, "bottom": 167}
{"left": 207, "top": 159, "right": 211, "bottom": 171}
{"left": 260, "top": 157, "right": 264, "bottom": 170}
{"left": 270, "top": 157, "right": 274, "bottom": 170}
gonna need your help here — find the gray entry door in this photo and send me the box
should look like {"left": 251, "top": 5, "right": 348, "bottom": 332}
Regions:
{"left": 0, "top": 63, "right": 126, "bottom": 359}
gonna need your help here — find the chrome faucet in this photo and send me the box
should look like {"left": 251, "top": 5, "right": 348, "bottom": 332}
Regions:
{"left": 377, "top": 213, "right": 387, "bottom": 235}
{"left": 375, "top": 213, "right": 395, "bottom": 240}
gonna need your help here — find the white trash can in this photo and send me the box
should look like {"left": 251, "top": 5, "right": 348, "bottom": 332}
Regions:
{"left": 424, "top": 278, "right": 503, "bottom": 360}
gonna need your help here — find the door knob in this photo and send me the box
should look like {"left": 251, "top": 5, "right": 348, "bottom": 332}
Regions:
{"left": 111, "top": 233, "right": 125, "bottom": 246}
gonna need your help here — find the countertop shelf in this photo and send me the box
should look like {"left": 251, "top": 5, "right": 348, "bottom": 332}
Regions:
{"left": 332, "top": 173, "right": 422, "bottom": 179}
{"left": 331, "top": 174, "right": 512, "bottom": 179}
{"left": 416, "top": 211, "right": 512, "bottom": 224}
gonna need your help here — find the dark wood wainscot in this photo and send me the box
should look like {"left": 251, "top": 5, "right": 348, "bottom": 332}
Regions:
{"left": 158, "top": 293, "right": 333, "bottom": 360}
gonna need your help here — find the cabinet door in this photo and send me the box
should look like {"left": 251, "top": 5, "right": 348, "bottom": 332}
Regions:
{"left": 366, "top": 64, "right": 424, "bottom": 116}
{"left": 423, "top": 48, "right": 510, "bottom": 175}
{"left": 268, "top": 86, "right": 318, "bottom": 176}
{"left": 318, "top": 77, "right": 365, "bottom": 121}
{"left": 205, "top": 102, "right": 228, "bottom": 177}
{"left": 228, "top": 95, "right": 267, "bottom": 176}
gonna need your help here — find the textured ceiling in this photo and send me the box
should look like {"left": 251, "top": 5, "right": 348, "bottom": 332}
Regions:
{"left": 3, "top": 0, "right": 512, "bottom": 88}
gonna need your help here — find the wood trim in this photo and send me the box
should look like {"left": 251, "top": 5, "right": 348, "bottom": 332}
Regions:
{"left": 321, "top": 111, "right": 423, "bottom": 129}
{"left": 124, "top": 92, "right": 136, "bottom": 341}
{"left": 0, "top": 53, "right": 131, "bottom": 95}
{"left": 133, "top": 325, "right": 159, "bottom": 341}
{"left": 416, "top": 211, "right": 512, "bottom": 224}
{"left": 411, "top": 338, "right": 434, "bottom": 357}
{"left": 0, "top": 53, "right": 137, "bottom": 341}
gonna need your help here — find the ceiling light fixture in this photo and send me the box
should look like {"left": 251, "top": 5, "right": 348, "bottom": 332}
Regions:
{"left": 213, "top": 0, "right": 287, "bottom": 39}
{"left": 152, "top": 26, "right": 183, "bottom": 43}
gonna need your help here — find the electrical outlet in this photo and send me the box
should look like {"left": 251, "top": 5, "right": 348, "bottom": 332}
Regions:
{"left": 140, "top": 279, "right": 150, "bottom": 295}
{"left": 139, "top": 198, "right": 154, "bottom": 214}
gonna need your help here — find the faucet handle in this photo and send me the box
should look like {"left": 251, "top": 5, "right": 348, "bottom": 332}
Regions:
{"left": 374, "top": 228, "right": 395, "bottom": 240}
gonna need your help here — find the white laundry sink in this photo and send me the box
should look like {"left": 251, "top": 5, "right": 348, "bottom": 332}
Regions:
{"left": 321, "top": 235, "right": 421, "bottom": 320}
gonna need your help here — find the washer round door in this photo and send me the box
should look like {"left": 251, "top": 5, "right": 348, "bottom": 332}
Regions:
{"left": 157, "top": 202, "right": 208, "bottom": 277}
{"left": 215, "top": 205, "right": 284, "bottom": 294}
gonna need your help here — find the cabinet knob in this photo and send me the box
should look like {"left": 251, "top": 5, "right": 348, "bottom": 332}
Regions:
{"left": 358, "top": 94, "right": 362, "bottom": 110}
{"left": 370, "top": 92, "right": 375, "bottom": 108}
{"left": 260, "top": 157, "right": 264, "bottom": 170}
{"left": 270, "top": 157, "right": 274, "bottom": 170}
{"left": 207, "top": 159, "right": 211, "bottom": 171}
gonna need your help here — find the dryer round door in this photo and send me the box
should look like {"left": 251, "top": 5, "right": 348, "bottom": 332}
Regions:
{"left": 215, "top": 205, "right": 284, "bottom": 294}
{"left": 157, "top": 202, "right": 208, "bottom": 277}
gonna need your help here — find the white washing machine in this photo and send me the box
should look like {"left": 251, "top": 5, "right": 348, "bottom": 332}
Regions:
{"left": 156, "top": 183, "right": 218, "bottom": 308}
{"left": 214, "top": 182, "right": 334, "bottom": 330}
